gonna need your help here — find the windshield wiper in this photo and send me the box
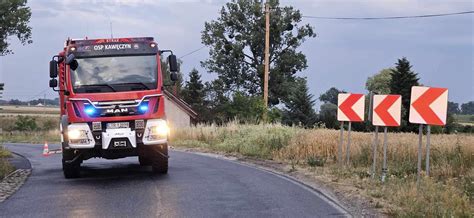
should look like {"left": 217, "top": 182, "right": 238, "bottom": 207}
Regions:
{"left": 77, "top": 84, "right": 117, "bottom": 92}
{"left": 115, "top": 82, "right": 151, "bottom": 90}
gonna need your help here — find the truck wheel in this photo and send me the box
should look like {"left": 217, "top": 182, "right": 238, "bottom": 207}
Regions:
{"left": 62, "top": 149, "right": 81, "bottom": 179}
{"left": 151, "top": 144, "right": 168, "bottom": 174}
{"left": 139, "top": 156, "right": 151, "bottom": 166}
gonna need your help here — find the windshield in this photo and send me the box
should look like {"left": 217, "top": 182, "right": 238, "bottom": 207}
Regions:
{"left": 71, "top": 55, "right": 158, "bottom": 93}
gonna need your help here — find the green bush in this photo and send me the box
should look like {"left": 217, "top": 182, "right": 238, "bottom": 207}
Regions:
{"left": 41, "top": 119, "right": 57, "bottom": 131}
{"left": 13, "top": 115, "right": 37, "bottom": 131}
{"left": 306, "top": 155, "right": 326, "bottom": 167}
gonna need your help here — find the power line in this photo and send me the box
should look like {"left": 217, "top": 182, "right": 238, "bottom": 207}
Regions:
{"left": 179, "top": 45, "right": 207, "bottom": 59}
{"left": 27, "top": 88, "right": 49, "bottom": 101}
{"left": 302, "top": 10, "right": 474, "bottom": 20}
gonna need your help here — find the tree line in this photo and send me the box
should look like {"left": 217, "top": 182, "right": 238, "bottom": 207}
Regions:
{"left": 0, "top": 98, "right": 59, "bottom": 106}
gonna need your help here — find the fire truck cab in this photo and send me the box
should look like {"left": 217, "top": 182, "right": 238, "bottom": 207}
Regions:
{"left": 49, "top": 37, "right": 178, "bottom": 178}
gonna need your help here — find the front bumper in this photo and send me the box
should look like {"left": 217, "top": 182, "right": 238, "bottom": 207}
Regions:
{"left": 65, "top": 119, "right": 168, "bottom": 149}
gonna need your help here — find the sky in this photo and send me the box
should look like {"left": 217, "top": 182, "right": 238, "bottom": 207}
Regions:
{"left": 0, "top": 0, "right": 473, "bottom": 109}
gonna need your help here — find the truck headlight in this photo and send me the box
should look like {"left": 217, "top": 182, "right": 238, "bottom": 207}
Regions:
{"left": 67, "top": 123, "right": 94, "bottom": 146}
{"left": 143, "top": 119, "right": 169, "bottom": 144}
{"left": 68, "top": 129, "right": 87, "bottom": 139}
{"left": 150, "top": 122, "right": 169, "bottom": 137}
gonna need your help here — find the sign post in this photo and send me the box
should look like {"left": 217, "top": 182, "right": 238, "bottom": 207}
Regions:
{"left": 337, "top": 93, "right": 365, "bottom": 165}
{"left": 338, "top": 121, "right": 344, "bottom": 164}
{"left": 417, "top": 124, "right": 423, "bottom": 185}
{"left": 371, "top": 126, "right": 379, "bottom": 178}
{"left": 426, "top": 125, "right": 431, "bottom": 176}
{"left": 381, "top": 126, "right": 388, "bottom": 182}
{"left": 409, "top": 86, "right": 448, "bottom": 184}
{"left": 346, "top": 121, "right": 352, "bottom": 164}
{"left": 372, "top": 94, "right": 401, "bottom": 181}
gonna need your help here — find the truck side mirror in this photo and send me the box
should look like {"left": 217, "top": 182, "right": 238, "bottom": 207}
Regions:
{"left": 50, "top": 60, "right": 58, "bottom": 78}
{"left": 168, "top": 54, "right": 178, "bottom": 72}
{"left": 49, "top": 78, "right": 58, "bottom": 88}
{"left": 170, "top": 72, "right": 178, "bottom": 82}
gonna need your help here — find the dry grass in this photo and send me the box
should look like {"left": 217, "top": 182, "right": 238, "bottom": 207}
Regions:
{"left": 1, "top": 130, "right": 60, "bottom": 144}
{"left": 0, "top": 115, "right": 59, "bottom": 131}
{"left": 0, "top": 105, "right": 59, "bottom": 114}
{"left": 0, "top": 146, "right": 14, "bottom": 179}
{"left": 170, "top": 123, "right": 474, "bottom": 217}
{"left": 275, "top": 128, "right": 473, "bottom": 180}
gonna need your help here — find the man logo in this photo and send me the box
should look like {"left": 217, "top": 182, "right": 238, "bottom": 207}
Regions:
{"left": 106, "top": 108, "right": 128, "bottom": 114}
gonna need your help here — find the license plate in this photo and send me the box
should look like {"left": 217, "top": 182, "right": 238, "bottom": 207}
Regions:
{"left": 113, "top": 141, "right": 127, "bottom": 147}
{"left": 107, "top": 122, "right": 129, "bottom": 129}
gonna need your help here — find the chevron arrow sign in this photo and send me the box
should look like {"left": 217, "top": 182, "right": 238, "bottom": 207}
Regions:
{"left": 372, "top": 95, "right": 401, "bottom": 126}
{"left": 337, "top": 93, "right": 365, "bottom": 122}
{"left": 409, "top": 86, "right": 448, "bottom": 126}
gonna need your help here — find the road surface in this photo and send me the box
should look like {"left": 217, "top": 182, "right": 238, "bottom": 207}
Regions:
{"left": 0, "top": 143, "right": 349, "bottom": 217}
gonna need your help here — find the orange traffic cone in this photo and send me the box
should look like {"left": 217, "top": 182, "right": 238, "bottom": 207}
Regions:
{"left": 42, "top": 142, "right": 49, "bottom": 157}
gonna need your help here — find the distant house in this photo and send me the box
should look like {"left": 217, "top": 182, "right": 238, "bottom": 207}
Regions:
{"left": 163, "top": 90, "right": 197, "bottom": 128}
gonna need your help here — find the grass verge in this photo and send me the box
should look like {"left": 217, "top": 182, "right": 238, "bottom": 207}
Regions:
{"left": 1, "top": 130, "right": 60, "bottom": 144}
{"left": 170, "top": 123, "right": 473, "bottom": 217}
{"left": 0, "top": 146, "right": 14, "bottom": 179}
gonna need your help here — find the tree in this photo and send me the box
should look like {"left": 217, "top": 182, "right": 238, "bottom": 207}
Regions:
{"left": 319, "top": 87, "right": 343, "bottom": 105}
{"left": 203, "top": 79, "right": 230, "bottom": 124}
{"left": 365, "top": 68, "right": 392, "bottom": 94}
{"left": 390, "top": 57, "right": 419, "bottom": 111}
{"left": 319, "top": 103, "right": 338, "bottom": 129}
{"left": 201, "top": 0, "right": 316, "bottom": 105}
{"left": 389, "top": 57, "right": 420, "bottom": 131}
{"left": 282, "top": 78, "right": 317, "bottom": 127}
{"left": 0, "top": 0, "right": 32, "bottom": 55}
{"left": 225, "top": 92, "right": 265, "bottom": 123}
{"left": 461, "top": 101, "right": 474, "bottom": 115}
{"left": 443, "top": 113, "right": 458, "bottom": 134}
{"left": 204, "top": 86, "right": 264, "bottom": 124}
{"left": 182, "top": 69, "right": 205, "bottom": 105}
{"left": 182, "top": 69, "right": 208, "bottom": 122}
{"left": 447, "top": 101, "right": 460, "bottom": 115}
{"left": 8, "top": 99, "right": 25, "bottom": 105}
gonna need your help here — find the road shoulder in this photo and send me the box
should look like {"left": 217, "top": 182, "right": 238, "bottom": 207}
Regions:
{"left": 0, "top": 152, "right": 32, "bottom": 203}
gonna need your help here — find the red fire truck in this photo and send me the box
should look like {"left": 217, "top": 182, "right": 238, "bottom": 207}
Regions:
{"left": 48, "top": 37, "right": 178, "bottom": 178}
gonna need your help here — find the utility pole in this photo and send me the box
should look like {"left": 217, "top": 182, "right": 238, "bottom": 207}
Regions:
{"left": 263, "top": 1, "right": 270, "bottom": 121}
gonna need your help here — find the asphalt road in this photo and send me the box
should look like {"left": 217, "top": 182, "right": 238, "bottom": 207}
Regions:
{"left": 1, "top": 143, "right": 349, "bottom": 217}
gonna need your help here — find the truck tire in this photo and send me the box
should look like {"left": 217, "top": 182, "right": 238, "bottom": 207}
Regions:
{"left": 62, "top": 148, "right": 81, "bottom": 179}
{"left": 151, "top": 144, "right": 168, "bottom": 174}
{"left": 139, "top": 156, "right": 151, "bottom": 166}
